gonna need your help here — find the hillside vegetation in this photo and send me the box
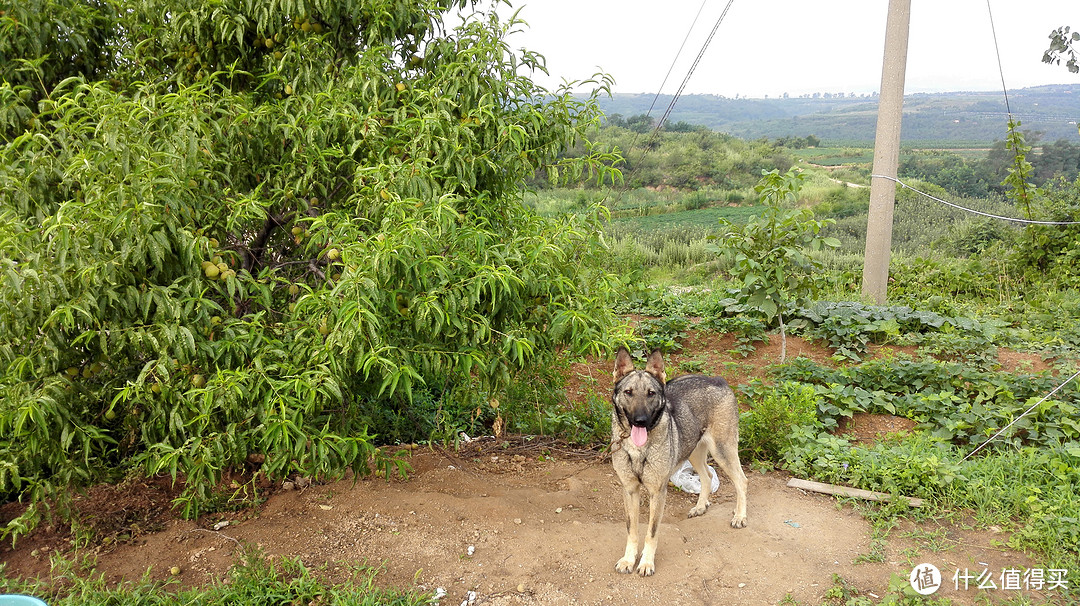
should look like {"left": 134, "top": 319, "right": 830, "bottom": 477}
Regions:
{"left": 595, "top": 85, "right": 1080, "bottom": 144}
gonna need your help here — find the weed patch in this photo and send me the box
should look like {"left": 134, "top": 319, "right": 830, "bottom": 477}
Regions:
{"left": 0, "top": 546, "right": 429, "bottom": 605}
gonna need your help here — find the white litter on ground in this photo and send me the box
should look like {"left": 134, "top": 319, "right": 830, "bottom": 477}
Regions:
{"left": 669, "top": 461, "right": 719, "bottom": 494}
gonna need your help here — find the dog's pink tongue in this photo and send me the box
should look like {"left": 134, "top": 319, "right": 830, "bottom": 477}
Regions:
{"left": 630, "top": 425, "right": 648, "bottom": 447}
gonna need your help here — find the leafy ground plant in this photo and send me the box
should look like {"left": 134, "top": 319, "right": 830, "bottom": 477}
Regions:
{"left": 770, "top": 354, "right": 1080, "bottom": 603}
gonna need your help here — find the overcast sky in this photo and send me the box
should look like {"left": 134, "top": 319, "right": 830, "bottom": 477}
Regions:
{"left": 449, "top": 0, "right": 1078, "bottom": 98}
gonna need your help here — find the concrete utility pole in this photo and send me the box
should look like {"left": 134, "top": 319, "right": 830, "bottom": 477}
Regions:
{"left": 861, "top": 0, "right": 911, "bottom": 304}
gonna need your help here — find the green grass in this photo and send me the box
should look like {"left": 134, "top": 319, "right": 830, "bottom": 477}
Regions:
{"left": 611, "top": 204, "right": 761, "bottom": 231}
{"left": 0, "top": 547, "right": 431, "bottom": 605}
{"left": 788, "top": 144, "right": 991, "bottom": 167}
{"left": 789, "top": 146, "right": 874, "bottom": 166}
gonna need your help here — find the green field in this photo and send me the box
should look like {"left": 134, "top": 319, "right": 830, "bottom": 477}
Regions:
{"left": 789, "top": 146, "right": 874, "bottom": 166}
{"left": 611, "top": 203, "right": 762, "bottom": 230}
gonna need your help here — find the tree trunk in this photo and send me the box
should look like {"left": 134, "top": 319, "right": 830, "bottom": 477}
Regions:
{"left": 778, "top": 310, "right": 787, "bottom": 364}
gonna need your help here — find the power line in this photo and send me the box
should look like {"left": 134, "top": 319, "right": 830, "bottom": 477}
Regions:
{"left": 623, "top": 0, "right": 711, "bottom": 175}
{"left": 629, "top": 0, "right": 737, "bottom": 173}
{"left": 653, "top": 0, "right": 736, "bottom": 133}
{"left": 644, "top": 0, "right": 711, "bottom": 121}
{"left": 983, "top": 0, "right": 1036, "bottom": 219}
{"left": 871, "top": 174, "right": 1080, "bottom": 225}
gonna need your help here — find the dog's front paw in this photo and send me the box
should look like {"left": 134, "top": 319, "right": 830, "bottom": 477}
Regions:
{"left": 635, "top": 558, "right": 655, "bottom": 576}
{"left": 687, "top": 502, "right": 710, "bottom": 518}
{"left": 730, "top": 513, "right": 747, "bottom": 528}
{"left": 615, "top": 557, "right": 637, "bottom": 574}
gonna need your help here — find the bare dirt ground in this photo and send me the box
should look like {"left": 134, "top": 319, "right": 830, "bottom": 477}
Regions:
{"left": 0, "top": 335, "right": 1056, "bottom": 605}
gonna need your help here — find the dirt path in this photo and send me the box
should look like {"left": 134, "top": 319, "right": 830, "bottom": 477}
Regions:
{"left": 2, "top": 444, "right": 1039, "bottom": 605}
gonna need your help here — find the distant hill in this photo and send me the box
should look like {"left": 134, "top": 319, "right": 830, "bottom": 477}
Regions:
{"left": 594, "top": 85, "right": 1080, "bottom": 145}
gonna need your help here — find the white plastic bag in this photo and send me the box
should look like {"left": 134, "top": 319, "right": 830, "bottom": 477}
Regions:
{"left": 670, "top": 460, "right": 719, "bottom": 494}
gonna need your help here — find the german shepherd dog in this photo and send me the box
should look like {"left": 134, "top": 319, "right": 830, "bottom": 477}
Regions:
{"left": 610, "top": 348, "right": 748, "bottom": 576}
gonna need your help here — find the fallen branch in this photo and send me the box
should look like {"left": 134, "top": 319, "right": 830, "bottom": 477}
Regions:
{"left": 185, "top": 527, "right": 244, "bottom": 546}
{"left": 786, "top": 478, "right": 924, "bottom": 508}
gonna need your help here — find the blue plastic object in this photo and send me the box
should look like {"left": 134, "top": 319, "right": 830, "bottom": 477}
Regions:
{"left": 0, "top": 596, "right": 48, "bottom": 606}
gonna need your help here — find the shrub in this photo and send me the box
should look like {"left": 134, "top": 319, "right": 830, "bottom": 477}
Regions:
{"left": 739, "top": 381, "right": 821, "bottom": 464}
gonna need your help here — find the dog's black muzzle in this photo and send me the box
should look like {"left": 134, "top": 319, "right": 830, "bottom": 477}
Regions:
{"left": 626, "top": 395, "right": 666, "bottom": 434}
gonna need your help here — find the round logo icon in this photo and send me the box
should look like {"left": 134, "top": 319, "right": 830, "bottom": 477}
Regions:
{"left": 909, "top": 563, "right": 942, "bottom": 595}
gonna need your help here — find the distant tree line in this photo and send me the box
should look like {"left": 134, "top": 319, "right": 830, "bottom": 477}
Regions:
{"left": 900, "top": 133, "right": 1080, "bottom": 198}
{"left": 548, "top": 119, "right": 794, "bottom": 190}
{"left": 563, "top": 115, "right": 1076, "bottom": 200}
{"left": 604, "top": 113, "right": 710, "bottom": 134}
{"left": 772, "top": 135, "right": 821, "bottom": 149}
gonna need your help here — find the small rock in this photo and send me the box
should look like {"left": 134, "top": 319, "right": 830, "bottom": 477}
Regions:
{"left": 513, "top": 518, "right": 522, "bottom": 525}
{"left": 555, "top": 507, "right": 563, "bottom": 514}
{"left": 213, "top": 520, "right": 230, "bottom": 531}
{"left": 282, "top": 481, "right": 295, "bottom": 491}
{"left": 466, "top": 545, "right": 475, "bottom": 556}
{"left": 738, "top": 583, "right": 746, "bottom": 588}
{"left": 319, "top": 504, "right": 333, "bottom": 511}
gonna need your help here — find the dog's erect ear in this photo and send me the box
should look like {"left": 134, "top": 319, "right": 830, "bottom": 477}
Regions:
{"left": 644, "top": 349, "right": 666, "bottom": 384}
{"left": 613, "top": 347, "right": 635, "bottom": 381}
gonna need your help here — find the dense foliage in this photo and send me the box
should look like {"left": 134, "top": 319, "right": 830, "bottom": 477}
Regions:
{"left": 553, "top": 121, "right": 792, "bottom": 191}
{"left": 0, "top": 0, "right": 626, "bottom": 532}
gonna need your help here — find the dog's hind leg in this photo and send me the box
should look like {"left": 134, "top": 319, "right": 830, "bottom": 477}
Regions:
{"left": 635, "top": 483, "right": 667, "bottom": 576}
{"left": 709, "top": 438, "right": 748, "bottom": 528}
{"left": 687, "top": 441, "right": 712, "bottom": 518}
{"left": 615, "top": 483, "right": 641, "bottom": 573}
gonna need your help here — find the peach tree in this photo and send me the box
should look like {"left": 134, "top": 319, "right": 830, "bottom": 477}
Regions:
{"left": 0, "top": 0, "right": 623, "bottom": 534}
